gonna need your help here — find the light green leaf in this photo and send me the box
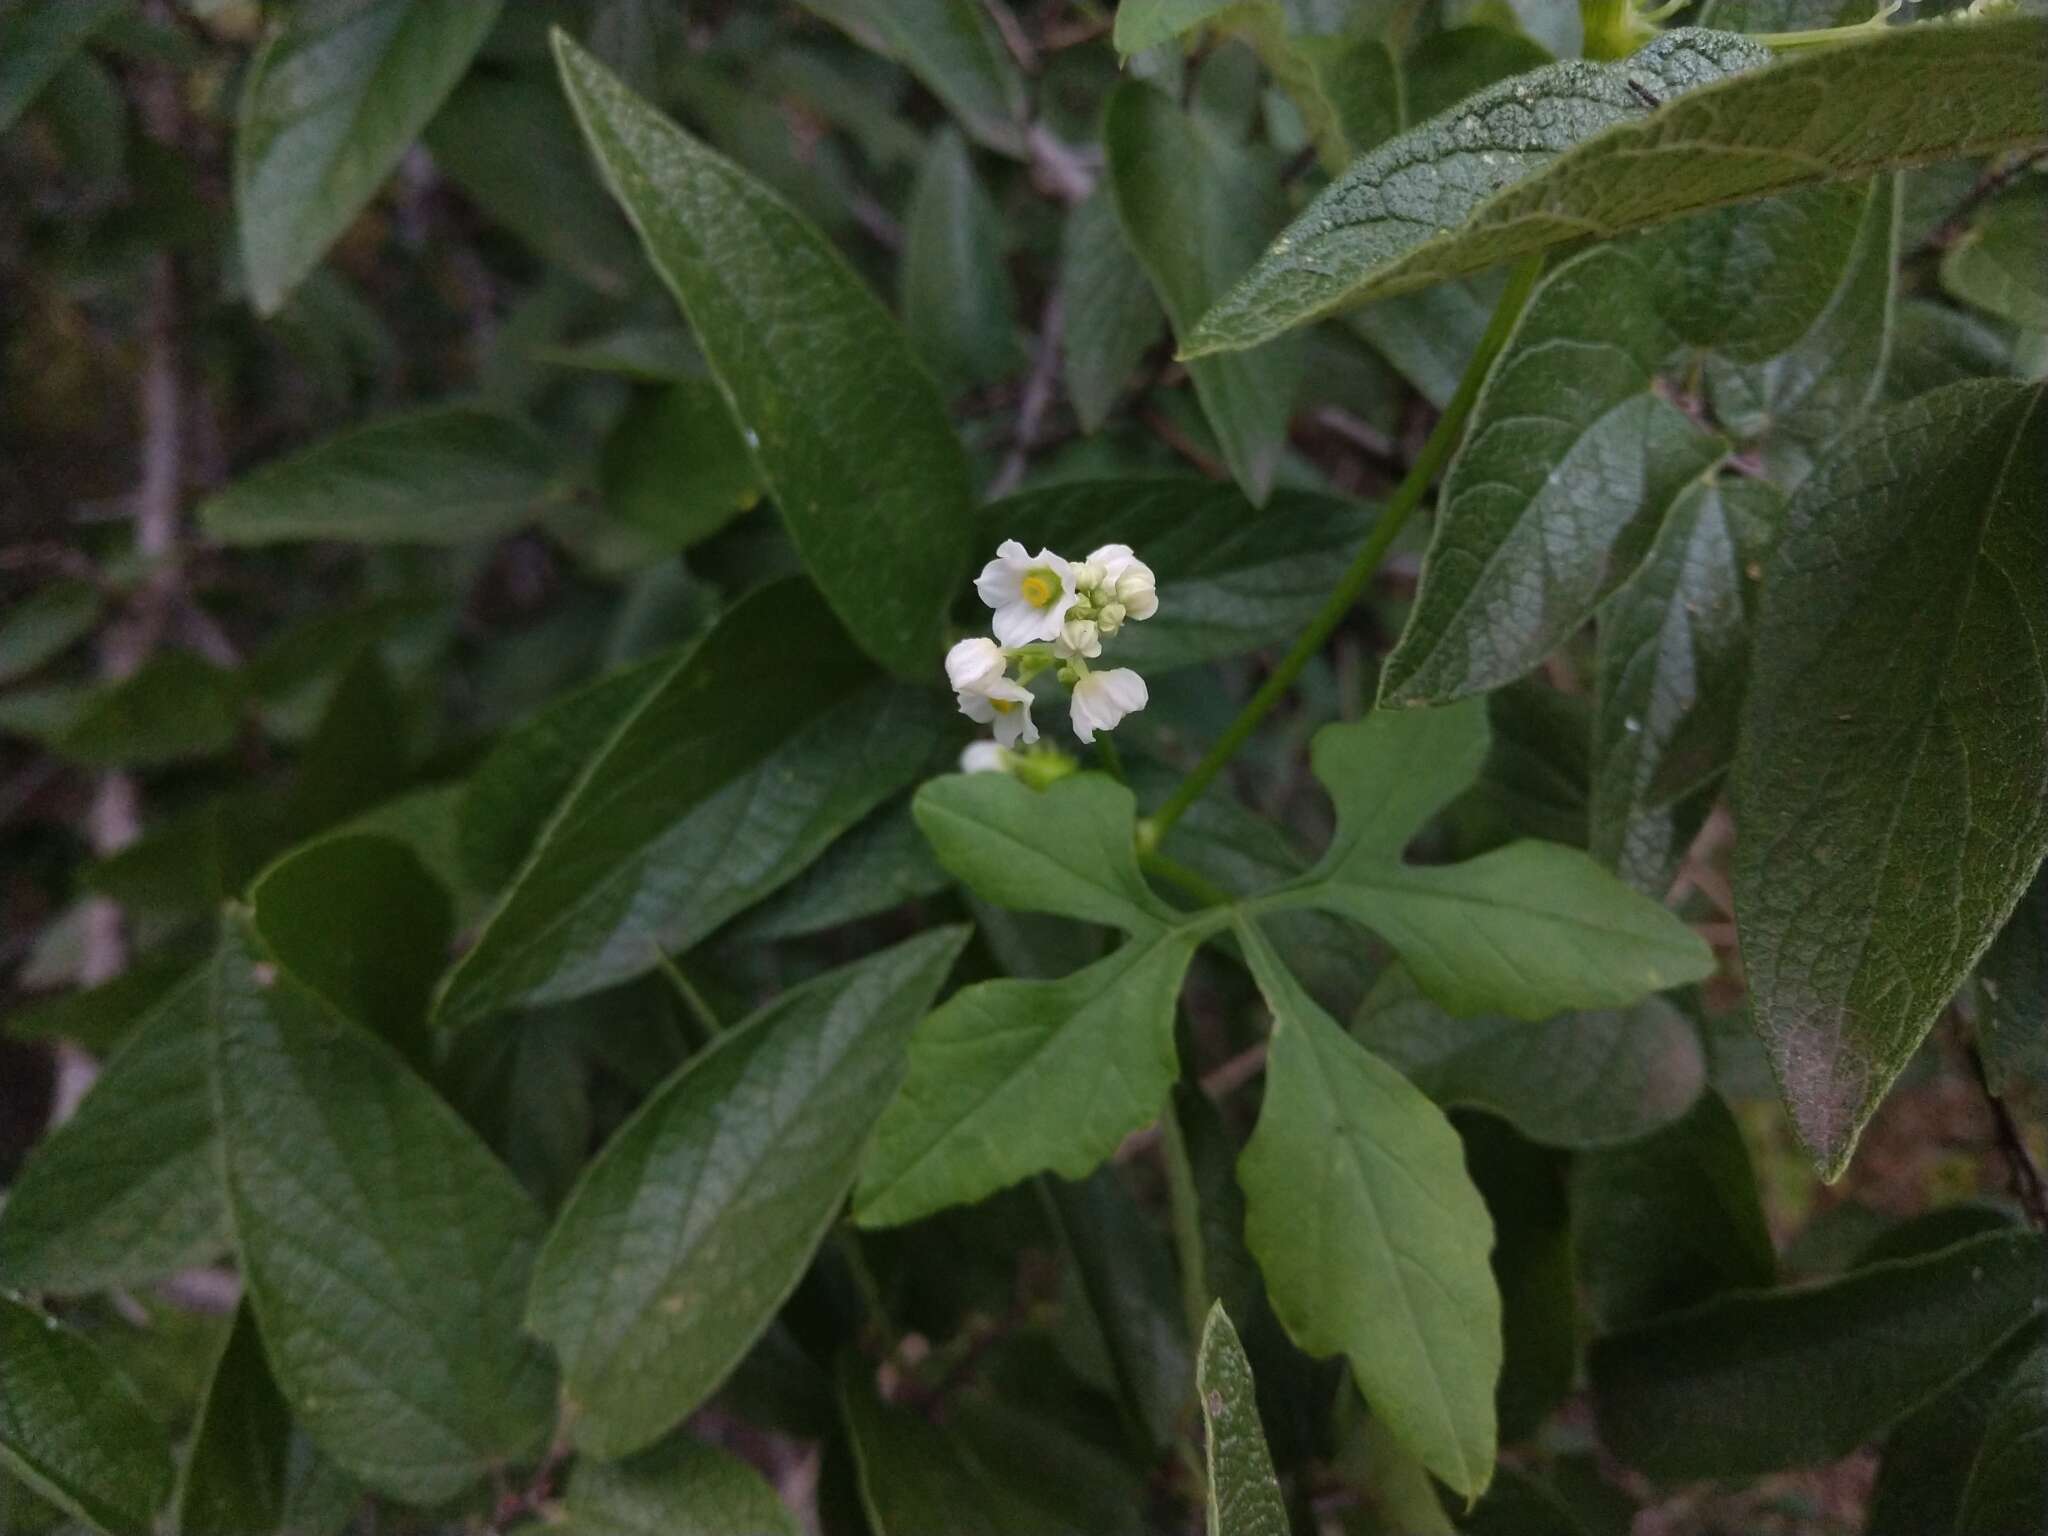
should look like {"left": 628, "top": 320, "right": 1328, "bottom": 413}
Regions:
{"left": 1591, "top": 1229, "right": 2048, "bottom": 1478}
{"left": 1106, "top": 81, "right": 1303, "bottom": 506}
{"left": 600, "top": 381, "right": 761, "bottom": 552}
{"left": 555, "top": 1432, "right": 797, "bottom": 1536}
{"left": 0, "top": 580, "right": 99, "bottom": 685}
{"left": 1979, "top": 871, "right": 2047, "bottom": 1095}
{"left": 1197, "top": 1303, "right": 1289, "bottom": 1536}
{"left": 439, "top": 583, "right": 948, "bottom": 1024}
{"left": 1113, "top": 0, "right": 1236, "bottom": 56}
{"left": 1955, "top": 1345, "right": 2048, "bottom": 1536}
{"left": 0, "top": 0, "right": 121, "bottom": 137}
{"left": 0, "top": 968, "right": 223, "bottom": 1293}
{"left": 855, "top": 926, "right": 1210, "bottom": 1227}
{"left": 1733, "top": 380, "right": 2048, "bottom": 1175}
{"left": 1060, "top": 189, "right": 1166, "bottom": 432}
{"left": 0, "top": 1297, "right": 172, "bottom": 1536}
{"left": 1570, "top": 1091, "right": 1776, "bottom": 1330}
{"left": 424, "top": 73, "right": 638, "bottom": 294}
{"left": 528, "top": 929, "right": 968, "bottom": 1458}
{"left": 1353, "top": 963, "right": 1705, "bottom": 1149}
{"left": 236, "top": 0, "right": 504, "bottom": 313}
{"left": 913, "top": 772, "right": 1178, "bottom": 933}
{"left": 210, "top": 917, "right": 555, "bottom": 1502}
{"left": 901, "top": 127, "right": 1018, "bottom": 390}
{"left": 1944, "top": 187, "right": 2048, "bottom": 334}
{"left": 796, "top": 0, "right": 1026, "bottom": 156}
{"left": 1236, "top": 918, "right": 1501, "bottom": 1498}
{"left": 982, "top": 478, "right": 1378, "bottom": 672}
{"left": 200, "top": 408, "right": 556, "bottom": 546}
{"left": 1189, "top": 19, "right": 2048, "bottom": 355}
{"left": 555, "top": 30, "right": 971, "bottom": 676}
{"left": 175, "top": 1306, "right": 360, "bottom": 1536}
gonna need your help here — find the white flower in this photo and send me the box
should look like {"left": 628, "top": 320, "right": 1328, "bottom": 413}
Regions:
{"left": 1089, "top": 543, "right": 1158, "bottom": 621}
{"left": 1069, "top": 668, "right": 1147, "bottom": 743}
{"left": 958, "top": 676, "right": 1039, "bottom": 747}
{"left": 1055, "top": 617, "right": 1101, "bottom": 660}
{"left": 959, "top": 741, "right": 1010, "bottom": 774}
{"left": 976, "top": 540, "right": 1077, "bottom": 646}
{"left": 945, "top": 636, "right": 1007, "bottom": 693}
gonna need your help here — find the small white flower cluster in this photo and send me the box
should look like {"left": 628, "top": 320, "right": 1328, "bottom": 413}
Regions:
{"left": 946, "top": 539, "right": 1159, "bottom": 756}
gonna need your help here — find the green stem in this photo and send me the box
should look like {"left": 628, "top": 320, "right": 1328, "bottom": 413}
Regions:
{"left": 1095, "top": 732, "right": 1127, "bottom": 784}
{"left": 835, "top": 1228, "right": 900, "bottom": 1358}
{"left": 1159, "top": 1096, "right": 1211, "bottom": 1346}
{"left": 652, "top": 946, "right": 722, "bottom": 1042}
{"left": 1141, "top": 252, "right": 1546, "bottom": 846}
{"left": 1140, "top": 848, "right": 1234, "bottom": 909}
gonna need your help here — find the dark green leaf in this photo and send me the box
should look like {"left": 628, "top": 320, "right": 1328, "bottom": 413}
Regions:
{"left": 1591, "top": 1229, "right": 2048, "bottom": 1478}
{"left": 555, "top": 31, "right": 971, "bottom": 677}
{"left": 1196, "top": 1303, "right": 1289, "bottom": 1536}
{"left": 722, "top": 796, "right": 949, "bottom": 943}
{"left": 1867, "top": 1323, "right": 2043, "bottom": 1536}
{"left": 211, "top": 917, "right": 555, "bottom": 1502}
{"left": 1884, "top": 298, "right": 2026, "bottom": 404}
{"left": 0, "top": 581, "right": 99, "bottom": 685}
{"left": 1733, "top": 380, "right": 2048, "bottom": 1175}
{"left": 1237, "top": 917, "right": 1500, "bottom": 1497}
{"left": 199, "top": 408, "right": 556, "bottom": 546}
{"left": 1944, "top": 187, "right": 2048, "bottom": 334}
{"left": 41, "top": 652, "right": 242, "bottom": 767}
{"left": 1112, "top": 0, "right": 1235, "bottom": 56}
{"left": 1403, "top": 26, "right": 1554, "bottom": 128}
{"left": 236, "top": 0, "right": 504, "bottom": 313}
{"left": 0, "top": 968, "right": 222, "bottom": 1293}
{"left": 556, "top": 1432, "right": 798, "bottom": 1536}
{"left": 1354, "top": 964, "right": 1705, "bottom": 1149}
{"left": 0, "top": 0, "right": 122, "bottom": 136}
{"left": 528, "top": 929, "right": 968, "bottom": 1458}
{"left": 1980, "top": 870, "right": 2047, "bottom": 1094}
{"left": 1060, "top": 190, "right": 1165, "bottom": 432}
{"left": 796, "top": 0, "right": 1027, "bottom": 157}
{"left": 600, "top": 382, "right": 761, "bottom": 551}
{"left": 901, "top": 127, "right": 1018, "bottom": 390}
{"left": 1571, "top": 1091, "right": 1775, "bottom": 1330}
{"left": 1460, "top": 1117, "right": 1574, "bottom": 1442}
{"left": 1106, "top": 81, "right": 1302, "bottom": 505}
{"left": 1189, "top": 20, "right": 2048, "bottom": 354}
{"left": 3, "top": 947, "right": 196, "bottom": 1051}
{"left": 440, "top": 584, "right": 947, "bottom": 1024}
{"left": 281, "top": 645, "right": 412, "bottom": 841}
{"left": 0, "top": 1298, "right": 172, "bottom": 1536}
{"left": 1955, "top": 1344, "right": 2048, "bottom": 1536}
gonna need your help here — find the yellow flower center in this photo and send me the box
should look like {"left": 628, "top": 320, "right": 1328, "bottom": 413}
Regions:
{"left": 990, "top": 697, "right": 1018, "bottom": 714}
{"left": 1020, "top": 568, "right": 1061, "bottom": 608}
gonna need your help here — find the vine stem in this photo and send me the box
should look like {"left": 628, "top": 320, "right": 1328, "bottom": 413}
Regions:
{"left": 1140, "top": 252, "right": 1545, "bottom": 847}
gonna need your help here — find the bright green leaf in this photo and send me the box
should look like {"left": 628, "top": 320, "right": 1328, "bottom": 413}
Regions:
{"left": 554, "top": 31, "right": 971, "bottom": 676}
{"left": 901, "top": 126, "right": 1018, "bottom": 391}
{"left": 555, "top": 1432, "right": 797, "bottom": 1536}
{"left": 236, "top": 0, "right": 504, "bottom": 313}
{"left": 211, "top": 918, "right": 555, "bottom": 1502}
{"left": 1591, "top": 1228, "right": 2048, "bottom": 1478}
{"left": 199, "top": 408, "right": 556, "bottom": 546}
{"left": 1196, "top": 1303, "right": 1289, "bottom": 1536}
{"left": 1733, "top": 379, "right": 2048, "bottom": 1175}
{"left": 1189, "top": 20, "right": 2048, "bottom": 355}
{"left": 1236, "top": 917, "right": 1501, "bottom": 1498}
{"left": 528, "top": 929, "right": 968, "bottom": 1458}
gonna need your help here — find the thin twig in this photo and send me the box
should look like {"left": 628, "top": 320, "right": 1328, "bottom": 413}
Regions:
{"left": 1969, "top": 1043, "right": 2048, "bottom": 1231}
{"left": 987, "top": 291, "right": 1065, "bottom": 499}
{"left": 1911, "top": 146, "right": 2048, "bottom": 261}
{"left": 1137, "top": 407, "right": 1230, "bottom": 481}
{"left": 1025, "top": 122, "right": 1098, "bottom": 205}
{"left": 983, "top": 0, "right": 1039, "bottom": 72}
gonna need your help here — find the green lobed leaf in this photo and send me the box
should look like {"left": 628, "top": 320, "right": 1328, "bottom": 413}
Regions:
{"left": 1353, "top": 964, "right": 1705, "bottom": 1149}
{"left": 554, "top": 30, "right": 971, "bottom": 677}
{"left": 1591, "top": 1228, "right": 2048, "bottom": 1478}
{"left": 1060, "top": 189, "right": 1166, "bottom": 432}
{"left": 0, "top": 1297, "right": 172, "bottom": 1536}
{"left": 528, "top": 929, "right": 969, "bottom": 1458}
{"left": 0, "top": 580, "right": 99, "bottom": 685}
{"left": 0, "top": 967, "right": 224, "bottom": 1294}
{"left": 210, "top": 917, "right": 556, "bottom": 1502}
{"left": 1196, "top": 1303, "right": 1290, "bottom": 1536}
{"left": 1979, "top": 870, "right": 2047, "bottom": 1095}
{"left": 796, "top": 0, "right": 1026, "bottom": 157}
{"left": 981, "top": 478, "right": 1378, "bottom": 672}
{"left": 439, "top": 583, "right": 948, "bottom": 1024}
{"left": 1188, "top": 19, "right": 2048, "bottom": 355}
{"left": 1235, "top": 917, "right": 1502, "bottom": 1498}
{"left": 0, "top": 0, "right": 122, "bottom": 137}
{"left": 199, "top": 407, "right": 557, "bottom": 546}
{"left": 1733, "top": 379, "right": 2048, "bottom": 1175}
{"left": 1105, "top": 81, "right": 1303, "bottom": 506}
{"left": 554, "top": 1432, "right": 798, "bottom": 1536}
{"left": 236, "top": 0, "right": 504, "bottom": 314}
{"left": 600, "top": 382, "right": 762, "bottom": 552}
{"left": 900, "top": 126, "right": 1018, "bottom": 391}
{"left": 1268, "top": 703, "right": 1714, "bottom": 1018}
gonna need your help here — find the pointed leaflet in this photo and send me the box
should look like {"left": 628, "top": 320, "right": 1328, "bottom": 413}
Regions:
{"left": 439, "top": 583, "right": 947, "bottom": 1024}
{"left": 210, "top": 918, "right": 555, "bottom": 1502}
{"left": 236, "top": 0, "right": 503, "bottom": 314}
{"left": 554, "top": 31, "right": 970, "bottom": 677}
{"left": 556, "top": 1433, "right": 798, "bottom": 1536}
{"left": 1197, "top": 1304, "right": 1290, "bottom": 1536}
{"left": 1381, "top": 176, "right": 1892, "bottom": 707}
{"left": 1733, "top": 380, "right": 2048, "bottom": 1176}
{"left": 528, "top": 929, "right": 969, "bottom": 1458}
{"left": 1188, "top": 19, "right": 2048, "bottom": 355}
{"left": 1266, "top": 703, "right": 1713, "bottom": 1018}
{"left": 0, "top": 968, "right": 224, "bottom": 1293}
{"left": 1105, "top": 82, "right": 1302, "bottom": 506}
{"left": 1591, "top": 1229, "right": 2048, "bottom": 1478}
{"left": 0, "top": 1298, "right": 172, "bottom": 1536}
{"left": 1236, "top": 918, "right": 1501, "bottom": 1498}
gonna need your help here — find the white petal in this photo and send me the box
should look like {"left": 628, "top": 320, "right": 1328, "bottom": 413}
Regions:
{"left": 1069, "top": 668, "right": 1147, "bottom": 743}
{"left": 945, "top": 637, "right": 1007, "bottom": 692}
{"left": 960, "top": 741, "right": 1008, "bottom": 774}
{"left": 957, "top": 690, "right": 997, "bottom": 725}
{"left": 994, "top": 704, "right": 1037, "bottom": 748}
{"left": 991, "top": 599, "right": 1053, "bottom": 647}
{"left": 975, "top": 556, "right": 1024, "bottom": 611}
{"left": 1087, "top": 543, "right": 1134, "bottom": 573}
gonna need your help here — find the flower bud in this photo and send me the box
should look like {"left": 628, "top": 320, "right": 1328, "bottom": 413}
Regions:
{"left": 1057, "top": 618, "right": 1102, "bottom": 659}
